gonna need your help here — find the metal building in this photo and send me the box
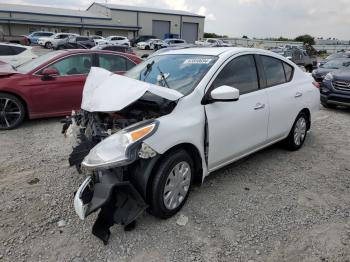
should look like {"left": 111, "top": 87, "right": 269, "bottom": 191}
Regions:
{"left": 0, "top": 2, "right": 205, "bottom": 43}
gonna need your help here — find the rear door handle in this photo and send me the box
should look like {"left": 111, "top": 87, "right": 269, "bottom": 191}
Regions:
{"left": 254, "top": 103, "right": 265, "bottom": 110}
{"left": 295, "top": 92, "right": 303, "bottom": 98}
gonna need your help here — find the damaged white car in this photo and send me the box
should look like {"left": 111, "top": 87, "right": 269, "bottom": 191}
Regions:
{"left": 63, "top": 47, "right": 320, "bottom": 244}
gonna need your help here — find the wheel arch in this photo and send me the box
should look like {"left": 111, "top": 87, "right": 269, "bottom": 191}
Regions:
{"left": 300, "top": 108, "right": 311, "bottom": 130}
{"left": 143, "top": 143, "right": 203, "bottom": 203}
{"left": 0, "top": 91, "right": 29, "bottom": 118}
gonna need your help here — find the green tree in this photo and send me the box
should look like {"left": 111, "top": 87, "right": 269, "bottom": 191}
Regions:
{"left": 204, "top": 33, "right": 228, "bottom": 38}
{"left": 295, "top": 35, "right": 315, "bottom": 45}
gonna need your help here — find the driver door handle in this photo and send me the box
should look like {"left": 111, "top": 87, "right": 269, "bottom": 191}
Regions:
{"left": 254, "top": 103, "right": 265, "bottom": 110}
{"left": 295, "top": 92, "right": 303, "bottom": 98}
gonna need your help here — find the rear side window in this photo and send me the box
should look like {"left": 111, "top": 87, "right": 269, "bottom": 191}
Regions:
{"left": 261, "top": 56, "right": 294, "bottom": 86}
{"left": 283, "top": 63, "right": 294, "bottom": 82}
{"left": 261, "top": 56, "right": 287, "bottom": 87}
{"left": 126, "top": 59, "right": 136, "bottom": 70}
{"left": 77, "top": 37, "right": 89, "bottom": 41}
{"left": 98, "top": 54, "right": 128, "bottom": 71}
{"left": 10, "top": 46, "right": 26, "bottom": 55}
{"left": 212, "top": 55, "right": 259, "bottom": 94}
{"left": 0, "top": 45, "right": 14, "bottom": 56}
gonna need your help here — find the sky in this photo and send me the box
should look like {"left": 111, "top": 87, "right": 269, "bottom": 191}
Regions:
{"left": 2, "top": 0, "right": 350, "bottom": 40}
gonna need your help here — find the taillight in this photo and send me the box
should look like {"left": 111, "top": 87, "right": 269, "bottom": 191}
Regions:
{"left": 312, "top": 81, "right": 320, "bottom": 88}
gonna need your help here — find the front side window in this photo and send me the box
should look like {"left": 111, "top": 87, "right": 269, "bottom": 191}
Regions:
{"left": 16, "top": 51, "right": 65, "bottom": 73}
{"left": 98, "top": 54, "right": 128, "bottom": 72}
{"left": 42, "top": 54, "right": 93, "bottom": 76}
{"left": 261, "top": 56, "right": 287, "bottom": 87}
{"left": 125, "top": 54, "right": 217, "bottom": 95}
{"left": 212, "top": 55, "right": 259, "bottom": 94}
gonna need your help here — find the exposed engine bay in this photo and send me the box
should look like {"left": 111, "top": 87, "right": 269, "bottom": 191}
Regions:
{"left": 62, "top": 92, "right": 177, "bottom": 171}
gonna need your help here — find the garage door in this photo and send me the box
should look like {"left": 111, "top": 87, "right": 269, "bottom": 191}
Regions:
{"left": 182, "top": 22, "right": 198, "bottom": 43}
{"left": 152, "top": 20, "right": 170, "bottom": 39}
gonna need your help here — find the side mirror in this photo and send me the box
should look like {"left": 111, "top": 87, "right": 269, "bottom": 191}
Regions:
{"left": 41, "top": 68, "right": 59, "bottom": 80}
{"left": 210, "top": 85, "right": 240, "bottom": 102}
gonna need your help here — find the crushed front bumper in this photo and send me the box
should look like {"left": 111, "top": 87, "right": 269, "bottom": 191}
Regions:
{"left": 74, "top": 170, "right": 148, "bottom": 244}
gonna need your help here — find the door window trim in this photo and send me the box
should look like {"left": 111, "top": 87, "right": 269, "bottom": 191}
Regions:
{"left": 33, "top": 53, "right": 95, "bottom": 77}
{"left": 204, "top": 53, "right": 262, "bottom": 99}
{"left": 257, "top": 55, "right": 295, "bottom": 88}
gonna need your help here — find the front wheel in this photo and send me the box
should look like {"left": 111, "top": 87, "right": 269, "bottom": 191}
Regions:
{"left": 0, "top": 93, "right": 26, "bottom": 130}
{"left": 150, "top": 150, "right": 193, "bottom": 219}
{"left": 45, "top": 42, "right": 52, "bottom": 49}
{"left": 284, "top": 112, "right": 309, "bottom": 151}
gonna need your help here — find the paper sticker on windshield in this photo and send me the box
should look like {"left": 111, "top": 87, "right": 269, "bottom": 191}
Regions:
{"left": 184, "top": 58, "right": 212, "bottom": 64}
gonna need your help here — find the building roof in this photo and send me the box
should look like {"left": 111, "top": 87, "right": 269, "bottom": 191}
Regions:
{"left": 94, "top": 3, "right": 205, "bottom": 18}
{"left": 0, "top": 3, "right": 110, "bottom": 19}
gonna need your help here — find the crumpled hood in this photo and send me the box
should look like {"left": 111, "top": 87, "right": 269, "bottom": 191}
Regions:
{"left": 81, "top": 67, "right": 183, "bottom": 112}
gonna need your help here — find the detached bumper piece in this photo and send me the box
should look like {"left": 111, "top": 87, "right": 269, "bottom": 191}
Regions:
{"left": 74, "top": 171, "right": 148, "bottom": 245}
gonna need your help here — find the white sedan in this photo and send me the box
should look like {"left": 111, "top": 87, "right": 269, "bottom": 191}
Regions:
{"left": 137, "top": 39, "right": 164, "bottom": 50}
{"left": 0, "top": 43, "right": 37, "bottom": 66}
{"left": 68, "top": 47, "right": 320, "bottom": 243}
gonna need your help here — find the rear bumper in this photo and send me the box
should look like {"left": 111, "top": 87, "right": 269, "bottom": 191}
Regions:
{"left": 74, "top": 170, "right": 148, "bottom": 244}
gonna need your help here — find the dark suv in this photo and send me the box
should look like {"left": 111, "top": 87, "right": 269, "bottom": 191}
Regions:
{"left": 56, "top": 36, "right": 95, "bottom": 49}
{"left": 321, "top": 70, "right": 350, "bottom": 108}
{"left": 130, "top": 35, "right": 156, "bottom": 47}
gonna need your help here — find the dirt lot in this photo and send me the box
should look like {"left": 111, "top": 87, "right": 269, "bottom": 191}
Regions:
{"left": 0, "top": 106, "right": 349, "bottom": 262}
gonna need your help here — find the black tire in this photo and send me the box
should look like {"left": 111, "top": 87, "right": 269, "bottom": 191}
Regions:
{"left": 305, "top": 65, "right": 313, "bottom": 73}
{"left": 0, "top": 93, "right": 26, "bottom": 130}
{"left": 150, "top": 149, "right": 194, "bottom": 219}
{"left": 145, "top": 45, "right": 150, "bottom": 50}
{"left": 284, "top": 112, "right": 309, "bottom": 151}
{"left": 321, "top": 102, "right": 337, "bottom": 109}
{"left": 45, "top": 42, "right": 52, "bottom": 49}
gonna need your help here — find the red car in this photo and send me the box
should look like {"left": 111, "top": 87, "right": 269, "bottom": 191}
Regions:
{"left": 0, "top": 49, "right": 142, "bottom": 129}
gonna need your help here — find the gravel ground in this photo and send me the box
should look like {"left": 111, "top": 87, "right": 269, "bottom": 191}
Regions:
{"left": 1, "top": 106, "right": 350, "bottom": 262}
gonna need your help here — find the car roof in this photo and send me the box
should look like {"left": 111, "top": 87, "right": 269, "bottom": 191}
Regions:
{"left": 159, "top": 47, "right": 263, "bottom": 56}
{"left": 0, "top": 42, "right": 30, "bottom": 49}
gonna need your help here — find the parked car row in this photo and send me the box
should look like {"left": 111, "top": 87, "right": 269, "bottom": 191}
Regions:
{"left": 24, "top": 31, "right": 132, "bottom": 49}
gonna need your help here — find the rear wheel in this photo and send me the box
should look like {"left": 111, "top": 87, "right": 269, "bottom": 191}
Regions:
{"left": 305, "top": 65, "right": 313, "bottom": 73}
{"left": 284, "top": 112, "right": 309, "bottom": 151}
{"left": 150, "top": 150, "right": 193, "bottom": 219}
{"left": 0, "top": 93, "right": 26, "bottom": 130}
{"left": 145, "top": 45, "right": 150, "bottom": 50}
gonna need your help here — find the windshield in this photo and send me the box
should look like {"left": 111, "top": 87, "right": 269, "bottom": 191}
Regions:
{"left": 326, "top": 53, "right": 345, "bottom": 60}
{"left": 16, "top": 51, "right": 66, "bottom": 73}
{"left": 322, "top": 58, "right": 350, "bottom": 69}
{"left": 125, "top": 54, "right": 217, "bottom": 95}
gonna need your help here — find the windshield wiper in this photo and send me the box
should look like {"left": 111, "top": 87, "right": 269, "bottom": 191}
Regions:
{"left": 141, "top": 61, "right": 155, "bottom": 81}
{"left": 156, "top": 65, "right": 170, "bottom": 89}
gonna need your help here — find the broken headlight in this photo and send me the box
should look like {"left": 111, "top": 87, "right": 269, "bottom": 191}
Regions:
{"left": 82, "top": 121, "right": 158, "bottom": 170}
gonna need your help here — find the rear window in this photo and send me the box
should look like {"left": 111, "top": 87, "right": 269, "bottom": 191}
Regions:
{"left": 11, "top": 46, "right": 26, "bottom": 55}
{"left": 0, "top": 45, "right": 13, "bottom": 56}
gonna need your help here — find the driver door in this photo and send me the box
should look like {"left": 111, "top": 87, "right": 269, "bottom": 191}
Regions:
{"left": 24, "top": 54, "right": 93, "bottom": 116}
{"left": 205, "top": 54, "right": 269, "bottom": 171}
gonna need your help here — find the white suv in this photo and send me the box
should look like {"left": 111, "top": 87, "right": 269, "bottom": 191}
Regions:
{"left": 38, "top": 33, "right": 78, "bottom": 49}
{"left": 0, "top": 43, "right": 37, "bottom": 66}
{"left": 103, "top": 36, "right": 130, "bottom": 46}
{"left": 67, "top": 47, "right": 320, "bottom": 243}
